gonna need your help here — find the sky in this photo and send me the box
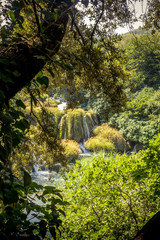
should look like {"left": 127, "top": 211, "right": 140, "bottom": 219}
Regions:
{"left": 116, "top": 0, "right": 147, "bottom": 34}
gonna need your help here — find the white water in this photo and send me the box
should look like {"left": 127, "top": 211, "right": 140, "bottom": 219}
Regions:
{"left": 58, "top": 102, "right": 67, "bottom": 111}
{"left": 49, "top": 97, "right": 67, "bottom": 111}
{"left": 64, "top": 127, "right": 67, "bottom": 139}
{"left": 83, "top": 116, "right": 90, "bottom": 140}
{"left": 34, "top": 98, "right": 97, "bottom": 184}
{"left": 31, "top": 164, "right": 64, "bottom": 186}
{"left": 79, "top": 143, "right": 91, "bottom": 157}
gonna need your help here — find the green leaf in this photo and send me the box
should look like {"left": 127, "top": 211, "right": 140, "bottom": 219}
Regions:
{"left": 58, "top": 209, "right": 66, "bottom": 217}
{"left": 39, "top": 220, "right": 47, "bottom": 238}
{"left": 47, "top": 68, "right": 55, "bottom": 78}
{"left": 36, "top": 76, "right": 49, "bottom": 88}
{"left": 15, "top": 119, "right": 29, "bottom": 131}
{"left": 37, "top": 71, "right": 43, "bottom": 77}
{"left": 25, "top": 9, "right": 33, "bottom": 17}
{"left": 8, "top": 10, "right": 16, "bottom": 21}
{"left": 23, "top": 170, "right": 32, "bottom": 187}
{"left": 16, "top": 100, "right": 26, "bottom": 109}
{"left": 49, "top": 226, "right": 56, "bottom": 240}
{"left": 0, "top": 112, "right": 13, "bottom": 124}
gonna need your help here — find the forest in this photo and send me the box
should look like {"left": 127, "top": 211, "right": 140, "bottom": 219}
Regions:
{"left": 0, "top": 0, "right": 160, "bottom": 239}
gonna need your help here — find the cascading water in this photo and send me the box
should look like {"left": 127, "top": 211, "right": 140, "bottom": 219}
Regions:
{"left": 31, "top": 101, "right": 99, "bottom": 184}
{"left": 31, "top": 164, "right": 64, "bottom": 186}
{"left": 58, "top": 102, "right": 67, "bottom": 111}
{"left": 57, "top": 108, "right": 98, "bottom": 155}
{"left": 83, "top": 116, "right": 90, "bottom": 141}
{"left": 79, "top": 142, "right": 91, "bottom": 157}
{"left": 63, "top": 127, "right": 67, "bottom": 139}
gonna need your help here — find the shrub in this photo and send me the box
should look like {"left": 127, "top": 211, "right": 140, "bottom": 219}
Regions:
{"left": 86, "top": 123, "right": 127, "bottom": 152}
{"left": 61, "top": 139, "right": 80, "bottom": 162}
{"left": 44, "top": 98, "right": 58, "bottom": 107}
{"left": 59, "top": 134, "right": 160, "bottom": 240}
{"left": 84, "top": 136, "right": 115, "bottom": 152}
{"left": 109, "top": 88, "right": 160, "bottom": 148}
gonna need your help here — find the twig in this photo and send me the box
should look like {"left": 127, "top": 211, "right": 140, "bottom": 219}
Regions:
{"left": 69, "top": 11, "right": 86, "bottom": 45}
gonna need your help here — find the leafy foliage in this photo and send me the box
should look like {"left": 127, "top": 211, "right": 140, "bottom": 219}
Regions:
{"left": 0, "top": 86, "right": 67, "bottom": 239}
{"left": 123, "top": 32, "right": 160, "bottom": 91}
{"left": 59, "top": 134, "right": 160, "bottom": 239}
{"left": 85, "top": 136, "right": 115, "bottom": 152}
{"left": 85, "top": 123, "right": 128, "bottom": 152}
{"left": 61, "top": 139, "right": 80, "bottom": 163}
{"left": 109, "top": 87, "right": 160, "bottom": 147}
{"left": 0, "top": 168, "right": 67, "bottom": 239}
{"left": 0, "top": 0, "right": 160, "bottom": 239}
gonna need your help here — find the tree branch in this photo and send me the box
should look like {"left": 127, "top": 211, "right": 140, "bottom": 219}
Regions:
{"left": 69, "top": 11, "right": 86, "bottom": 45}
{"left": 90, "top": 0, "right": 105, "bottom": 50}
{"left": 0, "top": 0, "right": 79, "bottom": 103}
{"left": 32, "top": 0, "right": 42, "bottom": 41}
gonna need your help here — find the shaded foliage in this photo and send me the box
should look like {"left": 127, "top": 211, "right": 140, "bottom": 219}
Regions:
{"left": 0, "top": 0, "right": 160, "bottom": 239}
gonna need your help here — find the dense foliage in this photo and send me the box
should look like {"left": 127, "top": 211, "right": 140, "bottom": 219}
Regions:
{"left": 61, "top": 139, "right": 80, "bottom": 163}
{"left": 109, "top": 87, "right": 160, "bottom": 148}
{"left": 0, "top": 0, "right": 160, "bottom": 239}
{"left": 124, "top": 32, "right": 160, "bottom": 91}
{"left": 59, "top": 134, "right": 160, "bottom": 239}
{"left": 0, "top": 168, "right": 67, "bottom": 239}
{"left": 107, "top": 31, "right": 160, "bottom": 148}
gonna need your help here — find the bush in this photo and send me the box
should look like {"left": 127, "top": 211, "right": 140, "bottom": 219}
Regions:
{"left": 109, "top": 88, "right": 160, "bottom": 148}
{"left": 84, "top": 136, "right": 115, "bottom": 152}
{"left": 61, "top": 139, "right": 80, "bottom": 162}
{"left": 85, "top": 123, "right": 127, "bottom": 153}
{"left": 59, "top": 134, "right": 160, "bottom": 240}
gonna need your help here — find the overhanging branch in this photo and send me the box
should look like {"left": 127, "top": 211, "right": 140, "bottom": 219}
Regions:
{"left": 0, "top": 0, "right": 80, "bottom": 102}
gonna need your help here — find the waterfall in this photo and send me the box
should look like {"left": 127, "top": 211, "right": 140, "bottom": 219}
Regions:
{"left": 91, "top": 116, "right": 95, "bottom": 128}
{"left": 79, "top": 143, "right": 91, "bottom": 157}
{"left": 49, "top": 98, "right": 67, "bottom": 111}
{"left": 79, "top": 143, "right": 88, "bottom": 153}
{"left": 32, "top": 164, "right": 41, "bottom": 173}
{"left": 58, "top": 101, "right": 67, "bottom": 110}
{"left": 83, "top": 116, "right": 90, "bottom": 141}
{"left": 52, "top": 107, "right": 99, "bottom": 143}
{"left": 31, "top": 164, "right": 63, "bottom": 186}
{"left": 64, "top": 127, "right": 67, "bottom": 139}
